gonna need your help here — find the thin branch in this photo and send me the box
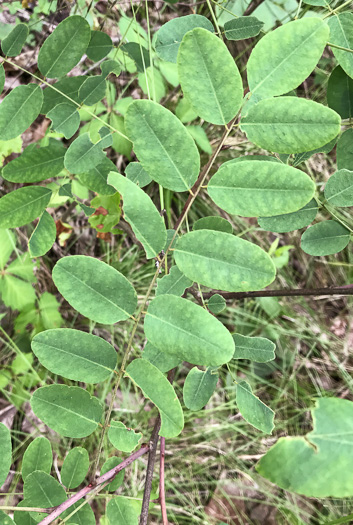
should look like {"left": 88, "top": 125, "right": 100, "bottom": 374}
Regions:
{"left": 37, "top": 444, "right": 149, "bottom": 525}
{"left": 159, "top": 437, "right": 168, "bottom": 525}
{"left": 187, "top": 284, "right": 353, "bottom": 302}
{"left": 243, "top": 0, "right": 265, "bottom": 16}
{"left": 139, "top": 417, "right": 161, "bottom": 525}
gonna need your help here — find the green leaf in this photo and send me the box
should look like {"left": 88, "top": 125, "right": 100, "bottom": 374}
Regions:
{"left": 328, "top": 13, "right": 353, "bottom": 79}
{"left": 337, "top": 128, "right": 353, "bottom": 170}
{"left": 0, "top": 186, "right": 52, "bottom": 229}
{"left": 137, "top": 67, "right": 166, "bottom": 103}
{"left": 107, "top": 172, "right": 167, "bottom": 259}
{"left": 125, "top": 162, "right": 152, "bottom": 188}
{"left": 193, "top": 216, "right": 233, "bottom": 234}
{"left": 156, "top": 265, "right": 192, "bottom": 297}
{"left": 174, "top": 230, "right": 276, "bottom": 292}
{"left": 144, "top": 295, "right": 235, "bottom": 366}
{"left": 324, "top": 169, "right": 353, "bottom": 207}
{"left": 1, "top": 23, "right": 28, "bottom": 56}
{"left": 327, "top": 66, "right": 353, "bottom": 119}
{"left": 38, "top": 15, "right": 91, "bottom": 78}
{"left": 2, "top": 140, "right": 65, "bottom": 183}
{"left": 109, "top": 113, "right": 132, "bottom": 158}
{"left": 293, "top": 138, "right": 337, "bottom": 166}
{"left": 247, "top": 18, "right": 329, "bottom": 98}
{"left": 61, "top": 447, "right": 89, "bottom": 489}
{"left": 178, "top": 28, "right": 243, "bottom": 125}
{"left": 121, "top": 43, "right": 150, "bottom": 72}
{"left": 22, "top": 437, "right": 52, "bottom": 481}
{"left": 100, "top": 457, "right": 125, "bottom": 492}
{"left": 32, "top": 328, "right": 117, "bottom": 383}
{"left": 236, "top": 380, "right": 274, "bottom": 434}
{"left": 232, "top": 334, "right": 276, "bottom": 362}
{"left": 0, "top": 84, "right": 43, "bottom": 141}
{"left": 208, "top": 160, "right": 315, "bottom": 217}
{"left": 0, "top": 510, "right": 15, "bottom": 525}
{"left": 186, "top": 125, "right": 212, "bottom": 154}
{"left": 28, "top": 211, "right": 56, "bottom": 257}
{"left": 64, "top": 130, "right": 112, "bottom": 174}
{"left": 0, "top": 274, "right": 36, "bottom": 311}
{"left": 106, "top": 496, "right": 139, "bottom": 525}
{"left": 108, "top": 420, "right": 142, "bottom": 453}
{"left": 142, "top": 341, "right": 182, "bottom": 373}
{"left": 0, "top": 423, "right": 11, "bottom": 487}
{"left": 47, "top": 104, "right": 80, "bottom": 139}
{"left": 155, "top": 14, "right": 214, "bottom": 63}
{"left": 224, "top": 16, "right": 263, "bottom": 40}
{"left": 31, "top": 384, "right": 103, "bottom": 438}
{"left": 62, "top": 501, "right": 95, "bottom": 525}
{"left": 240, "top": 97, "right": 341, "bottom": 154}
{"left": 0, "top": 64, "right": 5, "bottom": 94}
{"left": 41, "top": 76, "right": 88, "bottom": 114}
{"left": 258, "top": 199, "right": 318, "bottom": 233}
{"left": 78, "top": 77, "right": 106, "bottom": 107}
{"left": 52, "top": 255, "right": 137, "bottom": 324}
{"left": 301, "top": 220, "right": 351, "bottom": 256}
{"left": 0, "top": 229, "right": 15, "bottom": 269}
{"left": 207, "top": 294, "right": 226, "bottom": 314}
{"left": 86, "top": 30, "right": 113, "bottom": 61}
{"left": 183, "top": 367, "right": 218, "bottom": 411}
{"left": 125, "top": 358, "right": 184, "bottom": 438}
{"left": 175, "top": 98, "right": 198, "bottom": 123}
{"left": 24, "top": 471, "right": 66, "bottom": 507}
{"left": 14, "top": 500, "right": 46, "bottom": 525}
{"left": 125, "top": 100, "right": 200, "bottom": 192}
{"left": 79, "top": 157, "right": 117, "bottom": 195}
{"left": 257, "top": 397, "right": 353, "bottom": 497}
{"left": 88, "top": 193, "right": 121, "bottom": 234}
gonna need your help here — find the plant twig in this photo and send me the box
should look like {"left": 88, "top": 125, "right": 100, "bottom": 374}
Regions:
{"left": 37, "top": 444, "right": 149, "bottom": 525}
{"left": 159, "top": 437, "right": 168, "bottom": 525}
{"left": 187, "top": 284, "right": 353, "bottom": 301}
{"left": 244, "top": 0, "right": 265, "bottom": 16}
{"left": 139, "top": 417, "right": 161, "bottom": 525}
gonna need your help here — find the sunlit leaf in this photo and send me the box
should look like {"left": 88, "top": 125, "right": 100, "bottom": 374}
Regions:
{"left": 108, "top": 420, "right": 143, "bottom": 453}
{"left": 107, "top": 496, "right": 139, "bottom": 525}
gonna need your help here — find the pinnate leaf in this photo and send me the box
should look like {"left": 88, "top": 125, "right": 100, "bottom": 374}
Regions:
{"left": 144, "top": 295, "right": 235, "bottom": 366}
{"left": 28, "top": 211, "right": 56, "bottom": 257}
{"left": 324, "top": 169, "right": 353, "bottom": 207}
{"left": 0, "top": 186, "right": 52, "bottom": 229}
{"left": 224, "top": 16, "right": 263, "bottom": 40}
{"left": 125, "top": 358, "right": 184, "bottom": 438}
{"left": 0, "top": 84, "right": 43, "bottom": 141}
{"left": 236, "top": 380, "right": 274, "bottom": 434}
{"left": 52, "top": 256, "right": 137, "bottom": 324}
{"left": 1, "top": 23, "right": 28, "bottom": 56}
{"left": 232, "top": 334, "right": 275, "bottom": 363}
{"left": 22, "top": 437, "right": 52, "bottom": 481}
{"left": 61, "top": 447, "right": 89, "bottom": 489}
{"left": 125, "top": 100, "right": 200, "bottom": 192}
{"left": 183, "top": 367, "right": 218, "bottom": 411}
{"left": 178, "top": 28, "right": 243, "bottom": 125}
{"left": 108, "top": 420, "right": 142, "bottom": 453}
{"left": 301, "top": 220, "right": 350, "bottom": 256}
{"left": 38, "top": 15, "right": 91, "bottom": 78}
{"left": 240, "top": 97, "right": 341, "bottom": 154}
{"left": 32, "top": 328, "right": 117, "bottom": 383}
{"left": 31, "top": 385, "right": 103, "bottom": 438}
{"left": 24, "top": 471, "right": 66, "bottom": 507}
{"left": 174, "top": 230, "right": 276, "bottom": 292}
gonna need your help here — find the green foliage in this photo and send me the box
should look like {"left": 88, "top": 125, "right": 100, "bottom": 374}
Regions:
{"left": 232, "top": 334, "right": 276, "bottom": 363}
{"left": 236, "top": 380, "right": 275, "bottom": 434}
{"left": 24, "top": 471, "right": 66, "bottom": 506}
{"left": 86, "top": 30, "right": 113, "bottom": 61}
{"left": 108, "top": 420, "right": 143, "bottom": 453}
{"left": 207, "top": 294, "right": 226, "bottom": 314}
{"left": 327, "top": 66, "right": 353, "bottom": 119}
{"left": 1, "top": 23, "right": 28, "bottom": 56}
{"left": 183, "top": 367, "right": 218, "bottom": 410}
{"left": 28, "top": 211, "right": 56, "bottom": 257}
{"left": 324, "top": 169, "right": 353, "bottom": 207}
{"left": 156, "top": 265, "right": 192, "bottom": 297}
{"left": 0, "top": 424, "right": 11, "bottom": 488}
{"left": 0, "top": 84, "right": 43, "bottom": 141}
{"left": 106, "top": 496, "right": 139, "bottom": 524}
{"left": 22, "top": 437, "right": 52, "bottom": 480}
{"left": 258, "top": 199, "right": 318, "bottom": 233}
{"left": 328, "top": 13, "right": 353, "bottom": 78}
{"left": 301, "top": 220, "right": 351, "bottom": 256}
{"left": 61, "top": 447, "right": 89, "bottom": 489}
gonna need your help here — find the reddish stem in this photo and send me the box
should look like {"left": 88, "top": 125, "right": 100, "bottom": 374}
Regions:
{"left": 160, "top": 437, "right": 169, "bottom": 525}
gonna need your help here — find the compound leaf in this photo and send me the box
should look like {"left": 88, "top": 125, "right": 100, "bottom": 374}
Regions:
{"left": 64, "top": 130, "right": 112, "bottom": 174}
{"left": 142, "top": 341, "right": 182, "bottom": 373}
{"left": 178, "top": 28, "right": 243, "bottom": 125}
{"left": 324, "top": 169, "right": 353, "bottom": 207}
{"left": 144, "top": 295, "right": 235, "bottom": 366}
{"left": 86, "top": 30, "right": 112, "bottom": 61}
{"left": 208, "top": 160, "right": 315, "bottom": 217}
{"left": 107, "top": 497, "right": 139, "bottom": 525}
{"left": 183, "top": 367, "right": 218, "bottom": 411}
{"left": 22, "top": 437, "right": 52, "bottom": 481}
{"left": 224, "top": 16, "right": 263, "bottom": 40}
{"left": 107, "top": 171, "right": 167, "bottom": 259}
{"left": 328, "top": 13, "right": 353, "bottom": 79}
{"left": 1, "top": 23, "right": 28, "bottom": 56}
{"left": 125, "top": 358, "right": 184, "bottom": 438}
{"left": 232, "top": 334, "right": 276, "bottom": 362}
{"left": 247, "top": 18, "right": 329, "bottom": 98}
{"left": 0, "top": 423, "right": 11, "bottom": 488}
{"left": 61, "top": 447, "right": 89, "bottom": 489}
{"left": 174, "top": 230, "right": 276, "bottom": 292}
{"left": 240, "top": 97, "right": 341, "bottom": 154}
{"left": 155, "top": 265, "right": 192, "bottom": 297}
{"left": 258, "top": 198, "right": 318, "bottom": 233}
{"left": 125, "top": 100, "right": 200, "bottom": 192}
{"left": 52, "top": 256, "right": 137, "bottom": 324}
{"left": 32, "top": 328, "right": 117, "bottom": 383}
{"left": 257, "top": 398, "right": 353, "bottom": 497}
{"left": 0, "top": 186, "right": 52, "bottom": 229}
{"left": 47, "top": 104, "right": 80, "bottom": 139}
{"left": 207, "top": 294, "right": 226, "bottom": 314}
{"left": 28, "top": 211, "right": 56, "bottom": 257}
{"left": 31, "top": 385, "right": 103, "bottom": 438}
{"left": 155, "top": 14, "right": 213, "bottom": 62}
{"left": 301, "top": 220, "right": 350, "bottom": 255}
{"left": 24, "top": 471, "right": 66, "bottom": 507}
{"left": 236, "top": 380, "right": 275, "bottom": 434}
{"left": 108, "top": 420, "right": 142, "bottom": 453}
{"left": 38, "top": 15, "right": 91, "bottom": 78}
{"left": 0, "top": 84, "right": 43, "bottom": 141}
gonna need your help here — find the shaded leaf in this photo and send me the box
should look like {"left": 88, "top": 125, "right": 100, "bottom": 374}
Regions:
{"left": 193, "top": 216, "right": 232, "bottom": 234}
{"left": 86, "top": 30, "right": 113, "bottom": 61}
{"left": 301, "top": 220, "right": 350, "bottom": 256}
{"left": 337, "top": 128, "right": 353, "bottom": 171}
{"left": 79, "top": 157, "right": 117, "bottom": 196}
{"left": 324, "top": 169, "right": 353, "bottom": 207}
{"left": 144, "top": 295, "right": 235, "bottom": 367}
{"left": 207, "top": 294, "right": 226, "bottom": 314}
{"left": 1, "top": 23, "right": 28, "bottom": 56}
{"left": 0, "top": 84, "right": 43, "bottom": 141}
{"left": 183, "top": 367, "right": 218, "bottom": 411}
{"left": 327, "top": 66, "right": 353, "bottom": 119}
{"left": 52, "top": 255, "right": 137, "bottom": 324}
{"left": 142, "top": 341, "right": 182, "bottom": 373}
{"left": 178, "top": 28, "right": 243, "bottom": 125}
{"left": 328, "top": 13, "right": 353, "bottom": 79}
{"left": 106, "top": 496, "right": 139, "bottom": 525}
{"left": 0, "top": 229, "right": 15, "bottom": 269}
{"left": 232, "top": 334, "right": 276, "bottom": 362}
{"left": 31, "top": 384, "right": 103, "bottom": 438}
{"left": 125, "top": 358, "right": 184, "bottom": 438}
{"left": 0, "top": 186, "right": 52, "bottom": 229}
{"left": 61, "top": 447, "right": 89, "bottom": 489}
{"left": 100, "top": 457, "right": 124, "bottom": 492}
{"left": 32, "top": 328, "right": 117, "bottom": 383}
{"left": 258, "top": 199, "right": 318, "bottom": 233}
{"left": 28, "top": 211, "right": 56, "bottom": 257}
{"left": 121, "top": 43, "right": 150, "bottom": 72}
{"left": 41, "top": 76, "right": 88, "bottom": 114}
{"left": 24, "top": 471, "right": 66, "bottom": 507}
{"left": 108, "top": 420, "right": 142, "bottom": 453}
{"left": 125, "top": 162, "right": 152, "bottom": 188}
{"left": 64, "top": 130, "right": 112, "bottom": 174}
{"left": 186, "top": 125, "right": 212, "bottom": 154}
{"left": 224, "top": 16, "right": 263, "bottom": 40}
{"left": 0, "top": 510, "right": 15, "bottom": 525}
{"left": 47, "top": 104, "right": 80, "bottom": 139}
{"left": 236, "top": 380, "right": 274, "bottom": 434}
{"left": 0, "top": 423, "right": 11, "bottom": 487}
{"left": 22, "top": 437, "right": 52, "bottom": 481}
{"left": 0, "top": 64, "right": 4, "bottom": 94}
{"left": 156, "top": 265, "right": 192, "bottom": 297}
{"left": 174, "top": 230, "right": 276, "bottom": 292}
